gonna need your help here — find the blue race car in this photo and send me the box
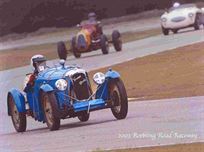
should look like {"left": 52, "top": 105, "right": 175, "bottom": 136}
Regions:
{"left": 7, "top": 55, "right": 128, "bottom": 132}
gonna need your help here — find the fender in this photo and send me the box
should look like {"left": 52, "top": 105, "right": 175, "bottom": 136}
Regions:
{"left": 95, "top": 69, "right": 120, "bottom": 99}
{"left": 105, "top": 69, "right": 120, "bottom": 79}
{"left": 7, "top": 88, "right": 26, "bottom": 116}
{"left": 40, "top": 84, "right": 54, "bottom": 93}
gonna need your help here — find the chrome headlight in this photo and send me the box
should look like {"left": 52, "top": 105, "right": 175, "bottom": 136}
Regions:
{"left": 188, "top": 13, "right": 194, "bottom": 18}
{"left": 161, "top": 17, "right": 167, "bottom": 22}
{"left": 55, "top": 79, "right": 68, "bottom": 91}
{"left": 93, "top": 72, "right": 105, "bottom": 85}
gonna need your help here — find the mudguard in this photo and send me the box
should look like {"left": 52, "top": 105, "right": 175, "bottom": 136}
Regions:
{"left": 95, "top": 69, "right": 120, "bottom": 100}
{"left": 40, "top": 84, "right": 54, "bottom": 92}
{"left": 7, "top": 88, "right": 26, "bottom": 115}
{"left": 105, "top": 69, "right": 120, "bottom": 79}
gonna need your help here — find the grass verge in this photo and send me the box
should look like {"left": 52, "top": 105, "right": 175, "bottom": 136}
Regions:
{"left": 0, "top": 28, "right": 161, "bottom": 71}
{"left": 89, "top": 42, "right": 204, "bottom": 100}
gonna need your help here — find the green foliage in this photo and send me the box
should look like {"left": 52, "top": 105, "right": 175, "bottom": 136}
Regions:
{"left": 0, "top": 0, "right": 202, "bottom": 36}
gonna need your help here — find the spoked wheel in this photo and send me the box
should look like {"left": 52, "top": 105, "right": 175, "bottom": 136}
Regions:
{"left": 42, "top": 92, "right": 60, "bottom": 131}
{"left": 8, "top": 95, "right": 26, "bottom": 132}
{"left": 78, "top": 111, "right": 90, "bottom": 122}
{"left": 109, "top": 79, "right": 128, "bottom": 119}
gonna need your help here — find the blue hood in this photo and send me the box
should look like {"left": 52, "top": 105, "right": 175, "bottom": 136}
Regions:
{"left": 37, "top": 67, "right": 70, "bottom": 80}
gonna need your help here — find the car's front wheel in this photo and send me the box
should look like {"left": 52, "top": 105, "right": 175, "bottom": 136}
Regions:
{"left": 8, "top": 94, "right": 27, "bottom": 132}
{"left": 172, "top": 29, "right": 178, "bottom": 34}
{"left": 109, "top": 78, "right": 128, "bottom": 119}
{"left": 100, "top": 34, "right": 109, "bottom": 54}
{"left": 41, "top": 92, "right": 60, "bottom": 131}
{"left": 194, "top": 14, "right": 201, "bottom": 30}
{"left": 162, "top": 27, "right": 169, "bottom": 35}
{"left": 71, "top": 36, "right": 81, "bottom": 58}
{"left": 78, "top": 111, "right": 90, "bottom": 122}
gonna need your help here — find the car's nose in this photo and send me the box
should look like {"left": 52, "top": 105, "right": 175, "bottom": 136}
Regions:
{"left": 77, "top": 34, "right": 87, "bottom": 50}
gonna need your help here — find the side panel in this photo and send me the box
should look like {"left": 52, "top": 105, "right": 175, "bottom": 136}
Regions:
{"left": 7, "top": 88, "right": 26, "bottom": 115}
{"left": 40, "top": 84, "right": 54, "bottom": 92}
{"left": 105, "top": 70, "right": 120, "bottom": 79}
{"left": 95, "top": 81, "right": 109, "bottom": 100}
{"left": 32, "top": 83, "right": 54, "bottom": 121}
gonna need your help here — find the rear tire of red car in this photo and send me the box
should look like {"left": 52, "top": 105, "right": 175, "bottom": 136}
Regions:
{"left": 71, "top": 37, "right": 81, "bottom": 58}
{"left": 8, "top": 94, "right": 27, "bottom": 132}
{"left": 194, "top": 14, "right": 201, "bottom": 30}
{"left": 109, "top": 78, "right": 128, "bottom": 120}
{"left": 162, "top": 26, "right": 169, "bottom": 35}
{"left": 112, "top": 30, "right": 122, "bottom": 51}
{"left": 57, "top": 41, "right": 67, "bottom": 60}
{"left": 78, "top": 111, "right": 90, "bottom": 122}
{"left": 41, "top": 92, "right": 60, "bottom": 131}
{"left": 100, "top": 34, "right": 109, "bottom": 54}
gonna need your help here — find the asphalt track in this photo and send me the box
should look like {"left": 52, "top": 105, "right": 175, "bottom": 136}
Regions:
{"left": 0, "top": 28, "right": 204, "bottom": 151}
{"left": 0, "top": 18, "right": 160, "bottom": 51}
{"left": 0, "top": 96, "right": 204, "bottom": 152}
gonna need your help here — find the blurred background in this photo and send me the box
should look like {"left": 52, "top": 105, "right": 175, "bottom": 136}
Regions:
{"left": 0, "top": 0, "right": 202, "bottom": 36}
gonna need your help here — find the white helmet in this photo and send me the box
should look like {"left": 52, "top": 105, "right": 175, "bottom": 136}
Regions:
{"left": 30, "top": 54, "right": 46, "bottom": 72}
{"left": 173, "top": 2, "right": 180, "bottom": 8}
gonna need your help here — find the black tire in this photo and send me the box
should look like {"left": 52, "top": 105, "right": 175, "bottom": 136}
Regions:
{"left": 162, "top": 27, "right": 169, "bottom": 35}
{"left": 8, "top": 95, "right": 26, "bottom": 132}
{"left": 100, "top": 34, "right": 109, "bottom": 54}
{"left": 57, "top": 41, "right": 67, "bottom": 60}
{"left": 41, "top": 92, "right": 60, "bottom": 131}
{"left": 172, "top": 29, "right": 178, "bottom": 34}
{"left": 194, "top": 14, "right": 201, "bottom": 30}
{"left": 71, "top": 37, "right": 81, "bottom": 58}
{"left": 112, "top": 30, "right": 122, "bottom": 51}
{"left": 78, "top": 111, "right": 90, "bottom": 122}
{"left": 109, "top": 78, "right": 128, "bottom": 119}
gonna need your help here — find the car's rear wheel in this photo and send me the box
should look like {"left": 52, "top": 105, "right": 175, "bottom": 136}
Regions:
{"left": 71, "top": 37, "right": 81, "bottom": 58}
{"left": 57, "top": 41, "right": 67, "bottom": 60}
{"left": 172, "top": 29, "right": 178, "bottom": 34}
{"left": 194, "top": 14, "right": 201, "bottom": 30}
{"left": 162, "top": 27, "right": 169, "bottom": 35}
{"left": 78, "top": 111, "right": 90, "bottom": 122}
{"left": 41, "top": 92, "right": 60, "bottom": 131}
{"left": 112, "top": 30, "right": 122, "bottom": 51}
{"left": 109, "top": 78, "right": 128, "bottom": 119}
{"left": 100, "top": 34, "right": 109, "bottom": 54}
{"left": 8, "top": 95, "right": 26, "bottom": 132}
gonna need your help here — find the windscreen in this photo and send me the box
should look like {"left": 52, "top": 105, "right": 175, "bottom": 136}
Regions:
{"left": 169, "top": 4, "right": 196, "bottom": 12}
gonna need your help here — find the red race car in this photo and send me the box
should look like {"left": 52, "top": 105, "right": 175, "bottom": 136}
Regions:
{"left": 57, "top": 13, "right": 122, "bottom": 59}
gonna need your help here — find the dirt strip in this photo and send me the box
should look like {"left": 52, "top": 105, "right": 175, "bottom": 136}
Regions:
{"left": 89, "top": 42, "right": 204, "bottom": 101}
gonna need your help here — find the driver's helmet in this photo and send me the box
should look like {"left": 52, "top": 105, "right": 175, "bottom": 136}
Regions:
{"left": 88, "top": 12, "right": 97, "bottom": 21}
{"left": 173, "top": 2, "right": 180, "bottom": 8}
{"left": 30, "top": 54, "right": 46, "bottom": 73}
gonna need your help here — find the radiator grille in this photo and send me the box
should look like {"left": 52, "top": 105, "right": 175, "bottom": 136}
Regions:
{"left": 71, "top": 73, "right": 91, "bottom": 100}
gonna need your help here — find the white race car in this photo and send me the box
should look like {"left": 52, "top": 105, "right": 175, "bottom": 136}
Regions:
{"left": 161, "top": 3, "right": 204, "bottom": 35}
